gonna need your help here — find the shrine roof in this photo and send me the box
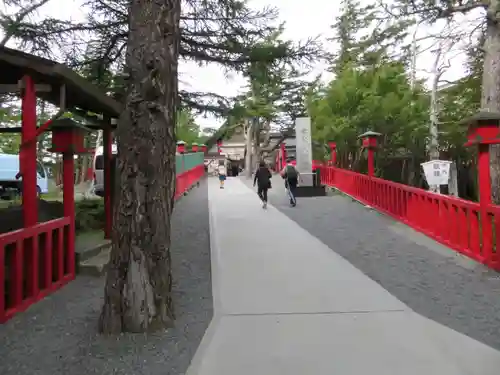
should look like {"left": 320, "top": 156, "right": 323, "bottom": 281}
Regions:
{"left": 0, "top": 46, "right": 121, "bottom": 129}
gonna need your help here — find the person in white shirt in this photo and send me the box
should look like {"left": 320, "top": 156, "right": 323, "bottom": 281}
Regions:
{"left": 217, "top": 161, "right": 227, "bottom": 189}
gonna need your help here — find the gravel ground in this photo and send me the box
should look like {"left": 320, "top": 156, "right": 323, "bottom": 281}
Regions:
{"left": 245, "top": 175, "right": 500, "bottom": 351}
{"left": 0, "top": 179, "right": 212, "bottom": 375}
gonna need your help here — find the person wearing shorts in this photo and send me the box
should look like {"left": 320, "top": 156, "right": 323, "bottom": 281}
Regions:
{"left": 218, "top": 161, "right": 226, "bottom": 188}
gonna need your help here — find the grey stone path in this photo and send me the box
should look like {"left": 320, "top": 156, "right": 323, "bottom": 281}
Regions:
{"left": 186, "top": 177, "right": 500, "bottom": 375}
{"left": 0, "top": 179, "right": 212, "bottom": 375}
{"left": 258, "top": 175, "right": 500, "bottom": 351}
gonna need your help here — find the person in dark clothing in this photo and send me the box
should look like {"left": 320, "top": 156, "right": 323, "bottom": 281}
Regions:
{"left": 253, "top": 161, "right": 272, "bottom": 209}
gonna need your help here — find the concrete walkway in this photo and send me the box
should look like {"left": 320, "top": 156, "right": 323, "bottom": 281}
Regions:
{"left": 187, "top": 177, "right": 500, "bottom": 375}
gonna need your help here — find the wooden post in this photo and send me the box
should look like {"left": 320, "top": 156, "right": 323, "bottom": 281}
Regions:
{"left": 20, "top": 76, "right": 38, "bottom": 227}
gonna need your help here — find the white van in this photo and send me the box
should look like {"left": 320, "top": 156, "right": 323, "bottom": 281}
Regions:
{"left": 92, "top": 144, "right": 117, "bottom": 197}
{"left": 0, "top": 153, "right": 49, "bottom": 198}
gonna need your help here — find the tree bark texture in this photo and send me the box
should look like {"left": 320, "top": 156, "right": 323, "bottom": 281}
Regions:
{"left": 482, "top": 0, "right": 500, "bottom": 204}
{"left": 99, "top": 0, "right": 181, "bottom": 334}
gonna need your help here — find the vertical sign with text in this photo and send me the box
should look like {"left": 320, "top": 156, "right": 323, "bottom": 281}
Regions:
{"left": 295, "top": 117, "right": 313, "bottom": 185}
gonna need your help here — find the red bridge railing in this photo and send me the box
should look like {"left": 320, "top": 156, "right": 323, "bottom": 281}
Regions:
{"left": 319, "top": 166, "right": 500, "bottom": 271}
{"left": 175, "top": 164, "right": 205, "bottom": 200}
{"left": 0, "top": 217, "right": 73, "bottom": 323}
{"left": 1, "top": 163, "right": 206, "bottom": 324}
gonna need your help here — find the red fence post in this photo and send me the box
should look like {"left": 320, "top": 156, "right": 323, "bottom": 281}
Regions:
{"left": 62, "top": 152, "right": 76, "bottom": 275}
{"left": 328, "top": 141, "right": 337, "bottom": 165}
{"left": 359, "top": 131, "right": 381, "bottom": 178}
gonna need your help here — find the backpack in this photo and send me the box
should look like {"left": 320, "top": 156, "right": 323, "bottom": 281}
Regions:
{"left": 285, "top": 165, "right": 297, "bottom": 179}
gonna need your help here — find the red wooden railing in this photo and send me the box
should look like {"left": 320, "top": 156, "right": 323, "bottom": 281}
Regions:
{"left": 1, "top": 164, "right": 205, "bottom": 324}
{"left": 319, "top": 166, "right": 500, "bottom": 271}
{"left": 175, "top": 164, "right": 205, "bottom": 200}
{"left": 0, "top": 217, "right": 73, "bottom": 323}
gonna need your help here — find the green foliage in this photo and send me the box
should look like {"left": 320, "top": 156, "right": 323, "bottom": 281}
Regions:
{"left": 226, "top": 27, "right": 319, "bottom": 150}
{"left": 2, "top": 0, "right": 321, "bottom": 115}
{"left": 330, "top": 0, "right": 414, "bottom": 74}
{"left": 0, "top": 104, "right": 22, "bottom": 154}
{"left": 308, "top": 62, "right": 430, "bottom": 173}
{"left": 75, "top": 198, "right": 105, "bottom": 233}
{"left": 176, "top": 109, "right": 201, "bottom": 144}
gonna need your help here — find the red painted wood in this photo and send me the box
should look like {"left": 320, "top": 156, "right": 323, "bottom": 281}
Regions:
{"left": 319, "top": 166, "right": 500, "bottom": 271}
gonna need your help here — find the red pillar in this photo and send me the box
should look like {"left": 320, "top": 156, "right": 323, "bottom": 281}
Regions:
{"left": 463, "top": 112, "right": 500, "bottom": 266}
{"left": 103, "top": 127, "right": 112, "bottom": 239}
{"left": 280, "top": 142, "right": 287, "bottom": 170}
{"left": 478, "top": 144, "right": 491, "bottom": 205}
{"left": 360, "top": 131, "right": 381, "bottom": 178}
{"left": 21, "top": 75, "right": 38, "bottom": 227}
{"left": 63, "top": 152, "right": 76, "bottom": 274}
{"left": 328, "top": 142, "right": 337, "bottom": 166}
{"left": 367, "top": 149, "right": 375, "bottom": 177}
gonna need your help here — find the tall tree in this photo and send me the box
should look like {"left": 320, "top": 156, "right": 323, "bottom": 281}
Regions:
{"left": 375, "top": 0, "right": 499, "bottom": 201}
{"left": 308, "top": 62, "right": 429, "bottom": 182}
{"left": 0, "top": 0, "right": 52, "bottom": 46}
{"left": 99, "top": 0, "right": 181, "bottom": 334}
{"left": 3, "top": 0, "right": 319, "bottom": 115}
{"left": 176, "top": 109, "right": 201, "bottom": 144}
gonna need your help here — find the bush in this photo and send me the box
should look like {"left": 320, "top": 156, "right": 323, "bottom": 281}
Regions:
{"left": 75, "top": 198, "right": 105, "bottom": 233}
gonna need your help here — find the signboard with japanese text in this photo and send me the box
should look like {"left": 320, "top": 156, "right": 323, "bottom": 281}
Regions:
{"left": 421, "top": 160, "right": 451, "bottom": 186}
{"left": 295, "top": 117, "right": 313, "bottom": 186}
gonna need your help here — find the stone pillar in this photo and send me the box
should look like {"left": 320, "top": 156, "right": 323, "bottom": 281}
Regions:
{"left": 295, "top": 117, "right": 313, "bottom": 186}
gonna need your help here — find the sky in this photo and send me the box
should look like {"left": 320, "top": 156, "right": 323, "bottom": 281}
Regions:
{"left": 0, "top": 0, "right": 481, "bottom": 130}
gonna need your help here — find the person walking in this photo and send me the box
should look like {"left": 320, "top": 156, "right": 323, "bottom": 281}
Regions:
{"left": 218, "top": 160, "right": 227, "bottom": 189}
{"left": 253, "top": 161, "right": 272, "bottom": 209}
{"left": 280, "top": 160, "right": 299, "bottom": 207}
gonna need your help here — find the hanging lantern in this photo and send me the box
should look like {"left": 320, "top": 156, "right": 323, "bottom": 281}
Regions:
{"left": 191, "top": 143, "right": 199, "bottom": 152}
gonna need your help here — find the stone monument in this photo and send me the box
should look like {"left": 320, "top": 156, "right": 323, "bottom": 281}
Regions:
{"left": 295, "top": 117, "right": 313, "bottom": 186}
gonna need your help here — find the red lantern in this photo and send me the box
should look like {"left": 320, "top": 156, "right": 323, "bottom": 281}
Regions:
{"left": 359, "top": 131, "right": 381, "bottom": 149}
{"left": 191, "top": 143, "right": 199, "bottom": 152}
{"left": 177, "top": 140, "right": 186, "bottom": 153}
{"left": 49, "top": 118, "right": 91, "bottom": 154}
{"left": 200, "top": 144, "right": 207, "bottom": 153}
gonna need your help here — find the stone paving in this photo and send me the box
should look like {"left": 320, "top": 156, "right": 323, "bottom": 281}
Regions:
{"left": 186, "top": 177, "right": 500, "bottom": 375}
{"left": 263, "top": 174, "right": 500, "bottom": 351}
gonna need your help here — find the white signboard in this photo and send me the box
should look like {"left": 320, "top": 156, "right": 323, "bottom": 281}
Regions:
{"left": 295, "top": 117, "right": 313, "bottom": 186}
{"left": 421, "top": 160, "right": 451, "bottom": 186}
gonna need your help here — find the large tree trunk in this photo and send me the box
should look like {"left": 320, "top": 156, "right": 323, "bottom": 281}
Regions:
{"left": 244, "top": 119, "right": 254, "bottom": 178}
{"left": 99, "top": 0, "right": 181, "bottom": 334}
{"left": 483, "top": 1, "right": 500, "bottom": 204}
